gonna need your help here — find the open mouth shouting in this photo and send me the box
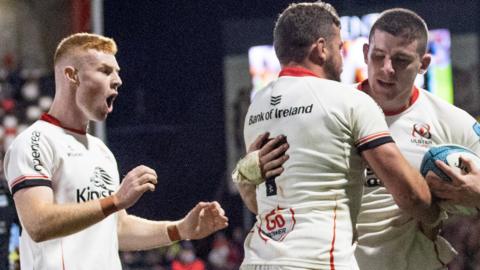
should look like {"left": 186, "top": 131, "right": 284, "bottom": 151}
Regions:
{"left": 106, "top": 93, "right": 117, "bottom": 112}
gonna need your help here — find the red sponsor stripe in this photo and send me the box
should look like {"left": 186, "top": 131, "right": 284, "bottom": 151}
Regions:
{"left": 10, "top": 175, "right": 49, "bottom": 187}
{"left": 12, "top": 174, "right": 49, "bottom": 183}
{"left": 356, "top": 131, "right": 391, "bottom": 146}
{"left": 329, "top": 201, "right": 338, "bottom": 270}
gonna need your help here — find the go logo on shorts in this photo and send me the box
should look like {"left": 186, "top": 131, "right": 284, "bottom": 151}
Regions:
{"left": 257, "top": 206, "right": 296, "bottom": 242}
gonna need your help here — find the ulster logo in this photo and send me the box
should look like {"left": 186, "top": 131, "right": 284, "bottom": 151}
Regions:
{"left": 270, "top": 95, "right": 282, "bottom": 106}
{"left": 411, "top": 123, "right": 433, "bottom": 147}
{"left": 412, "top": 123, "right": 432, "bottom": 139}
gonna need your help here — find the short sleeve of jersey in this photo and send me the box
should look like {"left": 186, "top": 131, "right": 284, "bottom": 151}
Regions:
{"left": 4, "top": 129, "right": 54, "bottom": 195}
{"left": 451, "top": 113, "right": 480, "bottom": 156}
{"left": 351, "top": 92, "right": 394, "bottom": 153}
{"left": 469, "top": 122, "right": 480, "bottom": 154}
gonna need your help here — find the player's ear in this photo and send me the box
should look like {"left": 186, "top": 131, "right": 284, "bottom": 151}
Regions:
{"left": 65, "top": 66, "right": 79, "bottom": 85}
{"left": 310, "top": 37, "right": 327, "bottom": 65}
{"left": 419, "top": 53, "right": 431, "bottom": 75}
{"left": 363, "top": 43, "right": 369, "bottom": 64}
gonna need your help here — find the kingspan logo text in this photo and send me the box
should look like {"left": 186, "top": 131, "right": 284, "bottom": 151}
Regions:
{"left": 77, "top": 167, "right": 115, "bottom": 202}
{"left": 248, "top": 104, "right": 313, "bottom": 125}
{"left": 77, "top": 187, "right": 114, "bottom": 202}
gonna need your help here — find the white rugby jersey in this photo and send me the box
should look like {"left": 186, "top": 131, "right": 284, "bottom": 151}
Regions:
{"left": 355, "top": 80, "right": 480, "bottom": 270}
{"left": 4, "top": 114, "right": 121, "bottom": 270}
{"left": 241, "top": 67, "right": 393, "bottom": 270}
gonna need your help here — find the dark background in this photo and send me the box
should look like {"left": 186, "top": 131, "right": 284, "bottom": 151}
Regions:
{"left": 103, "top": 0, "right": 479, "bottom": 228}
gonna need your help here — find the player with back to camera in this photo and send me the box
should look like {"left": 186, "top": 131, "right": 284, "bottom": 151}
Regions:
{"left": 234, "top": 2, "right": 436, "bottom": 270}
{"left": 236, "top": 7, "right": 480, "bottom": 270}
{"left": 3, "top": 33, "right": 228, "bottom": 270}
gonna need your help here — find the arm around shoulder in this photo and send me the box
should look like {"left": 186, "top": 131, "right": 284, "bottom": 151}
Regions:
{"left": 362, "top": 142, "right": 437, "bottom": 223}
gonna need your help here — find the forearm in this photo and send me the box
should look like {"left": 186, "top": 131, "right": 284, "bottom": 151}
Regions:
{"left": 232, "top": 160, "right": 259, "bottom": 214}
{"left": 388, "top": 166, "right": 433, "bottom": 221}
{"left": 14, "top": 165, "right": 159, "bottom": 243}
{"left": 378, "top": 161, "right": 439, "bottom": 224}
{"left": 117, "top": 211, "right": 177, "bottom": 251}
{"left": 20, "top": 200, "right": 112, "bottom": 242}
{"left": 236, "top": 182, "right": 258, "bottom": 214}
{"left": 364, "top": 144, "right": 432, "bottom": 219}
{"left": 37, "top": 202, "right": 106, "bottom": 240}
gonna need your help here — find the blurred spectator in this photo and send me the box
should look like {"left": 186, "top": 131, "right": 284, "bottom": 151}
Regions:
{"left": 165, "top": 241, "right": 182, "bottom": 264}
{"left": 229, "top": 226, "right": 245, "bottom": 266}
{"left": 208, "top": 232, "right": 230, "bottom": 269}
{"left": 208, "top": 228, "right": 244, "bottom": 270}
{"left": 0, "top": 69, "right": 57, "bottom": 270}
{"left": 120, "top": 251, "right": 144, "bottom": 270}
{"left": 0, "top": 158, "right": 19, "bottom": 270}
{"left": 0, "top": 71, "right": 52, "bottom": 270}
{"left": 144, "top": 249, "right": 168, "bottom": 269}
{"left": 171, "top": 241, "right": 206, "bottom": 270}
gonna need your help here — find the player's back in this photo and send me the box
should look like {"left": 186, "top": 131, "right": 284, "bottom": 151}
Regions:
{"left": 242, "top": 68, "right": 391, "bottom": 270}
{"left": 246, "top": 75, "right": 366, "bottom": 214}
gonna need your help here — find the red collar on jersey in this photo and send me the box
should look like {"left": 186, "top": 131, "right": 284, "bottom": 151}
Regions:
{"left": 279, "top": 66, "right": 319, "bottom": 78}
{"left": 357, "top": 79, "right": 419, "bottom": 116}
{"left": 40, "top": 113, "right": 87, "bottom": 135}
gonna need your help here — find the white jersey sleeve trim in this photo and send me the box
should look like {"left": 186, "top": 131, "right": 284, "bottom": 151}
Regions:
{"left": 355, "top": 131, "right": 394, "bottom": 153}
{"left": 10, "top": 175, "right": 52, "bottom": 195}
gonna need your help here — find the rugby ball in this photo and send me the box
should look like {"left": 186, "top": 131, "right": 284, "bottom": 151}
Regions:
{"left": 420, "top": 144, "right": 480, "bottom": 182}
{"left": 420, "top": 144, "right": 480, "bottom": 216}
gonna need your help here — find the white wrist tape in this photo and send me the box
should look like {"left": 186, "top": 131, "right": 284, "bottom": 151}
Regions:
{"left": 232, "top": 150, "right": 265, "bottom": 185}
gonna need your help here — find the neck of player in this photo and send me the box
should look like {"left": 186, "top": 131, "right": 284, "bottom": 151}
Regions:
{"left": 364, "top": 83, "right": 413, "bottom": 114}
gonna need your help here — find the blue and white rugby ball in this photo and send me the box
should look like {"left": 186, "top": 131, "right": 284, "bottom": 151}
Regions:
{"left": 420, "top": 144, "right": 480, "bottom": 182}
{"left": 420, "top": 144, "right": 480, "bottom": 215}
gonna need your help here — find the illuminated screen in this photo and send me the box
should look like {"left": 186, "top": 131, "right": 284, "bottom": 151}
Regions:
{"left": 248, "top": 14, "right": 454, "bottom": 104}
{"left": 248, "top": 45, "right": 281, "bottom": 99}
